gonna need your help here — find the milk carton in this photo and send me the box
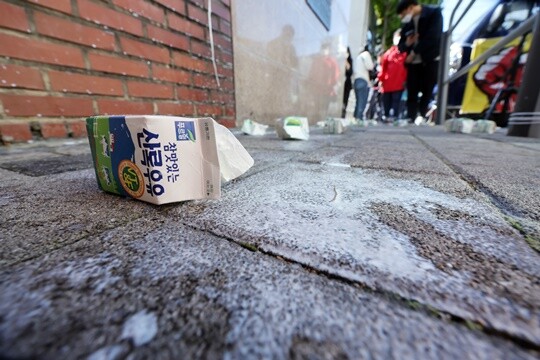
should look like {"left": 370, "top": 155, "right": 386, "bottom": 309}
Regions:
{"left": 241, "top": 119, "right": 268, "bottom": 136}
{"left": 275, "top": 116, "right": 309, "bottom": 140}
{"left": 444, "top": 118, "right": 475, "bottom": 134}
{"left": 86, "top": 115, "right": 253, "bottom": 205}
{"left": 323, "top": 118, "right": 345, "bottom": 134}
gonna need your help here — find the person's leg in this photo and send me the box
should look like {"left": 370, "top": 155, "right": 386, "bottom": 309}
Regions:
{"left": 358, "top": 81, "right": 369, "bottom": 120}
{"left": 406, "top": 64, "right": 422, "bottom": 120}
{"left": 419, "top": 61, "right": 439, "bottom": 117}
{"left": 353, "top": 79, "right": 368, "bottom": 119}
{"left": 382, "top": 92, "right": 392, "bottom": 118}
{"left": 342, "top": 79, "right": 352, "bottom": 118}
{"left": 391, "top": 91, "right": 403, "bottom": 118}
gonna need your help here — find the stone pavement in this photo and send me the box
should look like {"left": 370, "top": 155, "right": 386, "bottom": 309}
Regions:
{"left": 0, "top": 124, "right": 539, "bottom": 359}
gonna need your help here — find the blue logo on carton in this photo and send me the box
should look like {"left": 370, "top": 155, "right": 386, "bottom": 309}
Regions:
{"left": 175, "top": 121, "right": 196, "bottom": 142}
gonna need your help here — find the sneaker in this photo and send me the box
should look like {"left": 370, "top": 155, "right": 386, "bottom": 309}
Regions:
{"left": 414, "top": 116, "right": 426, "bottom": 126}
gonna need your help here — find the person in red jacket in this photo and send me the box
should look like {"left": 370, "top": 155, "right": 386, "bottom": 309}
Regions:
{"left": 378, "top": 29, "right": 408, "bottom": 121}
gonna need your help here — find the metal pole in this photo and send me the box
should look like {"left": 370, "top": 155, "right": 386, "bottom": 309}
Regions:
{"left": 507, "top": 15, "right": 540, "bottom": 137}
{"left": 436, "top": 31, "right": 450, "bottom": 124}
{"left": 436, "top": 0, "right": 476, "bottom": 125}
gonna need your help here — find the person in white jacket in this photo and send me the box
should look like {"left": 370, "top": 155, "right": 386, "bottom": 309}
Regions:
{"left": 353, "top": 45, "right": 374, "bottom": 120}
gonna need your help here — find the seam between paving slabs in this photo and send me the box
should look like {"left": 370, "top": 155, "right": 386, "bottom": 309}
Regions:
{"left": 412, "top": 133, "right": 540, "bottom": 253}
{"left": 0, "top": 209, "right": 172, "bottom": 270}
{"left": 178, "top": 220, "right": 540, "bottom": 352}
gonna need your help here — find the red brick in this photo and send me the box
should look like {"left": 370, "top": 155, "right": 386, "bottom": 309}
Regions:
{"left": 214, "top": 33, "right": 232, "bottom": 50}
{"left": 196, "top": 104, "right": 222, "bottom": 116}
{"left": 127, "top": 81, "right": 174, "bottom": 99}
{"left": 218, "top": 51, "right": 233, "bottom": 64}
{"left": 224, "top": 105, "right": 235, "bottom": 116}
{"left": 48, "top": 70, "right": 124, "bottom": 96}
{"left": 147, "top": 25, "right": 189, "bottom": 51}
{"left": 67, "top": 120, "right": 87, "bottom": 137}
{"left": 217, "top": 65, "right": 233, "bottom": 78}
{"left": 0, "top": 64, "right": 44, "bottom": 90}
{"left": 190, "top": 40, "right": 211, "bottom": 58}
{"left": 0, "top": 94, "right": 93, "bottom": 117}
{"left": 112, "top": 0, "right": 165, "bottom": 23}
{"left": 28, "top": 0, "right": 72, "bottom": 14}
{"left": 193, "top": 73, "right": 218, "bottom": 89}
{"left": 88, "top": 53, "right": 149, "bottom": 78}
{"left": 209, "top": 90, "right": 233, "bottom": 104}
{"left": 152, "top": 66, "right": 190, "bottom": 84}
{"left": 167, "top": 13, "right": 206, "bottom": 40}
{"left": 40, "top": 122, "right": 68, "bottom": 139}
{"left": 0, "top": 2, "right": 30, "bottom": 32}
{"left": 177, "top": 86, "right": 207, "bottom": 102}
{"left": 155, "top": 101, "right": 194, "bottom": 115}
{"left": 221, "top": 0, "right": 230, "bottom": 7}
{"left": 211, "top": 1, "right": 231, "bottom": 22}
{"left": 187, "top": 3, "right": 207, "bottom": 24}
{"left": 172, "top": 52, "right": 209, "bottom": 72}
{"left": 210, "top": 14, "right": 219, "bottom": 31}
{"left": 0, "top": 33, "right": 85, "bottom": 69}
{"left": 119, "top": 37, "right": 170, "bottom": 64}
{"left": 34, "top": 12, "right": 116, "bottom": 51}
{"left": 97, "top": 99, "right": 154, "bottom": 115}
{"left": 220, "top": 19, "right": 232, "bottom": 37}
{"left": 217, "top": 118, "right": 236, "bottom": 128}
{"left": 78, "top": 0, "right": 143, "bottom": 36}
{"left": 220, "top": 79, "right": 234, "bottom": 91}
{"left": 154, "top": 0, "right": 186, "bottom": 15}
{"left": 0, "top": 122, "right": 32, "bottom": 143}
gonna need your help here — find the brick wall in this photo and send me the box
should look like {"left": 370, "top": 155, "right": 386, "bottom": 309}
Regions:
{"left": 0, "top": 0, "right": 235, "bottom": 144}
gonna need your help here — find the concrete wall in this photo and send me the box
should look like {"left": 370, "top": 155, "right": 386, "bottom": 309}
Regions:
{"left": 232, "top": 0, "right": 370, "bottom": 125}
{"left": 0, "top": 0, "right": 235, "bottom": 143}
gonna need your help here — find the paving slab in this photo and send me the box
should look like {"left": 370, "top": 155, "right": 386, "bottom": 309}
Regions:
{"left": 413, "top": 129, "right": 540, "bottom": 220}
{"left": 1, "top": 217, "right": 536, "bottom": 359}
{"left": 0, "top": 168, "right": 159, "bottom": 267}
{"left": 413, "top": 128, "right": 540, "bottom": 248}
{"left": 299, "top": 129, "right": 455, "bottom": 175}
{"left": 1, "top": 125, "right": 539, "bottom": 357}
{"left": 170, "top": 159, "right": 540, "bottom": 346}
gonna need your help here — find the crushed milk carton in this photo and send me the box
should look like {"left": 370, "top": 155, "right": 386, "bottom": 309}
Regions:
{"left": 86, "top": 115, "right": 253, "bottom": 205}
{"left": 445, "top": 118, "right": 497, "bottom": 134}
{"left": 323, "top": 118, "right": 345, "bottom": 134}
{"left": 444, "top": 118, "right": 475, "bottom": 134}
{"left": 275, "top": 116, "right": 309, "bottom": 140}
{"left": 473, "top": 119, "right": 497, "bottom": 134}
{"left": 241, "top": 119, "right": 268, "bottom": 136}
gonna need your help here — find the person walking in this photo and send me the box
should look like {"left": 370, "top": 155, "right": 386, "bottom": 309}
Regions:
{"left": 378, "top": 29, "right": 408, "bottom": 121}
{"left": 353, "top": 45, "right": 374, "bottom": 122}
{"left": 397, "top": 0, "right": 442, "bottom": 124}
{"left": 342, "top": 47, "right": 354, "bottom": 118}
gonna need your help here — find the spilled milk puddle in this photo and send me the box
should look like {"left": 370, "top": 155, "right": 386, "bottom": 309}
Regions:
{"left": 175, "top": 162, "right": 540, "bottom": 323}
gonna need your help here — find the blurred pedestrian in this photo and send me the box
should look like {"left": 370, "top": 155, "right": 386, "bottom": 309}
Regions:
{"left": 353, "top": 45, "right": 374, "bottom": 121}
{"left": 342, "top": 47, "right": 354, "bottom": 118}
{"left": 378, "top": 29, "right": 408, "bottom": 121}
{"left": 308, "top": 42, "right": 340, "bottom": 123}
{"left": 397, "top": 0, "right": 443, "bottom": 124}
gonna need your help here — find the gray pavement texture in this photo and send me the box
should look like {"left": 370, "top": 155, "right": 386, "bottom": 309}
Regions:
{"left": 0, "top": 125, "right": 539, "bottom": 359}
